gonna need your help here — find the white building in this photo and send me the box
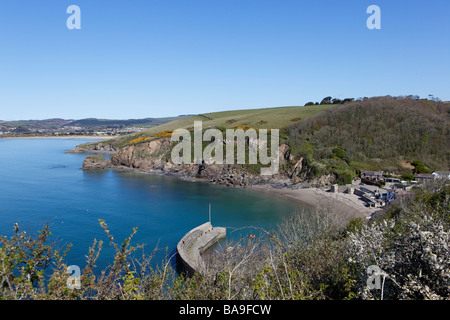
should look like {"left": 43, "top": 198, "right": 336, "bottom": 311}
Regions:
{"left": 432, "top": 171, "right": 450, "bottom": 180}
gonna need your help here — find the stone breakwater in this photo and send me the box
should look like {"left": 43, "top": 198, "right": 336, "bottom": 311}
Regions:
{"left": 176, "top": 222, "right": 226, "bottom": 277}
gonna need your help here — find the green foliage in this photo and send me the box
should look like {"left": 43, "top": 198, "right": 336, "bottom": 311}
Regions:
{"left": 413, "top": 183, "right": 450, "bottom": 224}
{"left": 343, "top": 217, "right": 365, "bottom": 235}
{"left": 402, "top": 173, "right": 415, "bottom": 181}
{"left": 89, "top": 155, "right": 106, "bottom": 161}
{"left": 334, "top": 171, "right": 353, "bottom": 185}
{"left": 252, "top": 265, "right": 321, "bottom": 300}
{"left": 411, "top": 160, "right": 431, "bottom": 174}
{"left": 0, "top": 224, "right": 70, "bottom": 299}
{"left": 332, "top": 147, "right": 346, "bottom": 159}
{"left": 287, "top": 97, "right": 449, "bottom": 178}
{"left": 320, "top": 96, "right": 332, "bottom": 105}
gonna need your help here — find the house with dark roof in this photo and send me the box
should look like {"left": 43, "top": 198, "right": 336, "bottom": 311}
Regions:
{"left": 360, "top": 170, "right": 384, "bottom": 181}
{"left": 414, "top": 173, "right": 435, "bottom": 182}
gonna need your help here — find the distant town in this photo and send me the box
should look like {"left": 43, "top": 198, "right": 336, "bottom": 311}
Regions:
{"left": 0, "top": 116, "right": 189, "bottom": 138}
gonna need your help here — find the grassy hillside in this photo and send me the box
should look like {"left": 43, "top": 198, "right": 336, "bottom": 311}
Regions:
{"left": 78, "top": 97, "right": 449, "bottom": 185}
{"left": 80, "top": 104, "right": 335, "bottom": 149}
{"left": 286, "top": 96, "right": 450, "bottom": 183}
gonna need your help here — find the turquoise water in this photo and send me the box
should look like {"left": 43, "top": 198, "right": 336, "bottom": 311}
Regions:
{"left": 0, "top": 138, "right": 301, "bottom": 271}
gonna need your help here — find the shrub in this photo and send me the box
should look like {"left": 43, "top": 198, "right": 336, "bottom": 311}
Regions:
{"left": 129, "top": 136, "right": 149, "bottom": 144}
{"left": 332, "top": 147, "right": 346, "bottom": 159}
{"left": 150, "top": 130, "right": 173, "bottom": 138}
{"left": 347, "top": 180, "right": 450, "bottom": 300}
{"left": 334, "top": 171, "right": 353, "bottom": 185}
{"left": 411, "top": 160, "right": 431, "bottom": 174}
{"left": 402, "top": 174, "right": 415, "bottom": 181}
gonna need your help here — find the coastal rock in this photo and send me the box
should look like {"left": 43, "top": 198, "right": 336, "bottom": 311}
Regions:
{"left": 82, "top": 155, "right": 110, "bottom": 170}
{"left": 65, "top": 142, "right": 116, "bottom": 154}
{"left": 289, "top": 157, "right": 303, "bottom": 179}
{"left": 209, "top": 165, "right": 257, "bottom": 187}
{"left": 105, "top": 137, "right": 311, "bottom": 188}
{"left": 110, "top": 138, "right": 172, "bottom": 170}
{"left": 309, "top": 174, "right": 335, "bottom": 188}
{"left": 278, "top": 143, "right": 292, "bottom": 166}
{"left": 91, "top": 142, "right": 116, "bottom": 152}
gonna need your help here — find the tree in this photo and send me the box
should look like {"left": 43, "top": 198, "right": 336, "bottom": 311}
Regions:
{"left": 411, "top": 160, "right": 430, "bottom": 174}
{"left": 332, "top": 98, "right": 342, "bottom": 105}
{"left": 320, "top": 96, "right": 332, "bottom": 105}
{"left": 332, "top": 147, "right": 346, "bottom": 159}
{"left": 342, "top": 98, "right": 355, "bottom": 104}
{"left": 427, "top": 94, "right": 442, "bottom": 102}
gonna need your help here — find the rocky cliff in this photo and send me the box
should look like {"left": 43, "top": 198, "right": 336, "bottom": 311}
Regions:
{"left": 66, "top": 141, "right": 117, "bottom": 154}
{"left": 107, "top": 137, "right": 260, "bottom": 186}
{"left": 81, "top": 137, "right": 335, "bottom": 188}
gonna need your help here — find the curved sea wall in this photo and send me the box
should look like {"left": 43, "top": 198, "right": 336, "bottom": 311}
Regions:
{"left": 176, "top": 222, "right": 226, "bottom": 277}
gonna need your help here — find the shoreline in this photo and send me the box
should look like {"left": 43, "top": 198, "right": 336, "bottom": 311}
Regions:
{"left": 109, "top": 164, "right": 379, "bottom": 219}
{"left": 249, "top": 184, "right": 379, "bottom": 219}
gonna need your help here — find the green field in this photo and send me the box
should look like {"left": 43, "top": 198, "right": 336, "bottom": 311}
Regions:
{"left": 85, "top": 104, "right": 335, "bottom": 149}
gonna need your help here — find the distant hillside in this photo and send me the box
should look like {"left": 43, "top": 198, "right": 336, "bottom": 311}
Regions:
{"left": 286, "top": 96, "right": 450, "bottom": 182}
{"left": 0, "top": 118, "right": 71, "bottom": 128}
{"left": 0, "top": 116, "right": 189, "bottom": 137}
{"left": 78, "top": 104, "right": 335, "bottom": 149}
{"left": 0, "top": 116, "right": 185, "bottom": 129}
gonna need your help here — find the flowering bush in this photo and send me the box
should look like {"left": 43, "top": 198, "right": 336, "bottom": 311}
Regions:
{"left": 232, "top": 125, "right": 253, "bottom": 131}
{"left": 129, "top": 136, "right": 149, "bottom": 144}
{"left": 150, "top": 130, "right": 173, "bottom": 138}
{"left": 347, "top": 182, "right": 450, "bottom": 300}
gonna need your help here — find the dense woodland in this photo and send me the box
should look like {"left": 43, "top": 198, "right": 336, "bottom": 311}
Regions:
{"left": 286, "top": 97, "right": 449, "bottom": 183}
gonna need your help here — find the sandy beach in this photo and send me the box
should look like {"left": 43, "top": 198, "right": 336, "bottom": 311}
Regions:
{"left": 250, "top": 185, "right": 378, "bottom": 219}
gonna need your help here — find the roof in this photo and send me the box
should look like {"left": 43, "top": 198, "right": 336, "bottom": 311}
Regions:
{"left": 361, "top": 170, "right": 383, "bottom": 175}
{"left": 414, "top": 173, "right": 435, "bottom": 178}
{"left": 433, "top": 171, "right": 450, "bottom": 176}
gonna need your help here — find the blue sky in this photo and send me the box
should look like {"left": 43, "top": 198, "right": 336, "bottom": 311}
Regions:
{"left": 0, "top": 0, "right": 449, "bottom": 120}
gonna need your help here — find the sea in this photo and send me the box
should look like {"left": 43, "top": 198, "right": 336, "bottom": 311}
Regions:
{"left": 0, "top": 138, "right": 302, "bottom": 272}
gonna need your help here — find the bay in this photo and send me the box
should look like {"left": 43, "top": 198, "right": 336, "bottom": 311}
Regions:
{"left": 0, "top": 138, "right": 302, "bottom": 271}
